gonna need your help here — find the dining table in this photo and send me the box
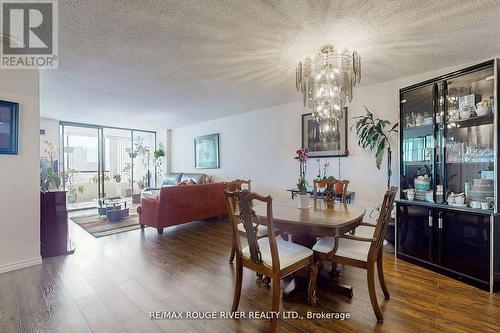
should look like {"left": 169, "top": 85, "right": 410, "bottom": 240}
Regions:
{"left": 252, "top": 198, "right": 366, "bottom": 298}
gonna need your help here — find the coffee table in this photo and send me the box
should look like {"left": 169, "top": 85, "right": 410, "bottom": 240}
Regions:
{"left": 98, "top": 197, "right": 130, "bottom": 222}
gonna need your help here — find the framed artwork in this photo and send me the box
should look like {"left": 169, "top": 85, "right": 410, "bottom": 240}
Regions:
{"left": 302, "top": 109, "right": 348, "bottom": 158}
{"left": 0, "top": 100, "right": 19, "bottom": 155}
{"left": 194, "top": 133, "right": 220, "bottom": 169}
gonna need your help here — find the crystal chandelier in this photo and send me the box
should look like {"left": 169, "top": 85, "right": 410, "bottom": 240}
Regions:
{"left": 296, "top": 45, "right": 361, "bottom": 122}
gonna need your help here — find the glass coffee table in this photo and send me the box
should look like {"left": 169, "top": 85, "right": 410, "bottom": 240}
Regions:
{"left": 97, "top": 197, "right": 130, "bottom": 222}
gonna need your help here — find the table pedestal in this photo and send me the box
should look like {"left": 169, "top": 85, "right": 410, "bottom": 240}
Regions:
{"left": 282, "top": 233, "right": 354, "bottom": 299}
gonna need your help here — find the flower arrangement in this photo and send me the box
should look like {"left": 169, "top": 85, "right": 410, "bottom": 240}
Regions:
{"left": 295, "top": 148, "right": 309, "bottom": 195}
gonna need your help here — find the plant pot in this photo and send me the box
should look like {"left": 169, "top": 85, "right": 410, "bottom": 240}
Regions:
{"left": 67, "top": 193, "right": 77, "bottom": 204}
{"left": 297, "top": 194, "right": 310, "bottom": 210}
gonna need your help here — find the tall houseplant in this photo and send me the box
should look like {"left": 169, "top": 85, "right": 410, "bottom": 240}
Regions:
{"left": 351, "top": 107, "right": 398, "bottom": 188}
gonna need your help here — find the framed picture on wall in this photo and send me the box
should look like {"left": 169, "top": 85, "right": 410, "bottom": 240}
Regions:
{"left": 194, "top": 133, "right": 220, "bottom": 169}
{"left": 0, "top": 100, "right": 19, "bottom": 155}
{"left": 302, "top": 109, "right": 348, "bottom": 158}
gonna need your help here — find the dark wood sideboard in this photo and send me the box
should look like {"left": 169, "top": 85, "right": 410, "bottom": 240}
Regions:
{"left": 40, "top": 191, "right": 75, "bottom": 258}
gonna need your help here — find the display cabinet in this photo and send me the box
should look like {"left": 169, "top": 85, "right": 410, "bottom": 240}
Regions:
{"left": 397, "top": 60, "right": 500, "bottom": 293}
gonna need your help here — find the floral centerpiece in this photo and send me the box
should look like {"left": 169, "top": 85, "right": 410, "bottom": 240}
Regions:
{"left": 295, "top": 148, "right": 310, "bottom": 209}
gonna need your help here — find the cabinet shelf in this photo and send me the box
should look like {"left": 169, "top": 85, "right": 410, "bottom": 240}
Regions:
{"left": 403, "top": 124, "right": 433, "bottom": 139}
{"left": 445, "top": 161, "right": 494, "bottom": 164}
{"left": 396, "top": 199, "right": 496, "bottom": 215}
{"left": 447, "top": 114, "right": 493, "bottom": 128}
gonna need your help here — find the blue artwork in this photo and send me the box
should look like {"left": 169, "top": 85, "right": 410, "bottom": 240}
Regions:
{"left": 0, "top": 100, "right": 19, "bottom": 155}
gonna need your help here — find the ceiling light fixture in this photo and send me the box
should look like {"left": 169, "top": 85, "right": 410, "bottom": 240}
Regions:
{"left": 296, "top": 45, "right": 361, "bottom": 123}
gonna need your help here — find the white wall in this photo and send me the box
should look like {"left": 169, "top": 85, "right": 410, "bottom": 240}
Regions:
{"left": 170, "top": 58, "right": 497, "bottom": 209}
{"left": 0, "top": 70, "right": 41, "bottom": 273}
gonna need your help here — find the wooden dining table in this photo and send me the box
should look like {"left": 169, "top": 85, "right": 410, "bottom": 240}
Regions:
{"left": 252, "top": 198, "right": 366, "bottom": 298}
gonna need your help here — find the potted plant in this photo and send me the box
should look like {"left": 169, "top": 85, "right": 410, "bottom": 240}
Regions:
{"left": 153, "top": 143, "right": 165, "bottom": 159}
{"left": 40, "top": 140, "right": 61, "bottom": 191}
{"left": 295, "top": 147, "right": 310, "bottom": 209}
{"left": 61, "top": 169, "right": 85, "bottom": 203}
{"left": 154, "top": 143, "right": 166, "bottom": 185}
{"left": 113, "top": 174, "right": 122, "bottom": 183}
{"left": 121, "top": 164, "right": 133, "bottom": 197}
{"left": 351, "top": 107, "right": 399, "bottom": 188}
{"left": 352, "top": 107, "right": 399, "bottom": 253}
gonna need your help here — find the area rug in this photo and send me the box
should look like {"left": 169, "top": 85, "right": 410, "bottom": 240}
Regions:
{"left": 71, "top": 211, "right": 142, "bottom": 238}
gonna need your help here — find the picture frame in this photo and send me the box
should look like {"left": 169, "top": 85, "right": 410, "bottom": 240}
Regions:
{"left": 301, "top": 109, "right": 348, "bottom": 158}
{"left": 194, "top": 133, "right": 220, "bottom": 169}
{"left": 0, "top": 100, "right": 19, "bottom": 155}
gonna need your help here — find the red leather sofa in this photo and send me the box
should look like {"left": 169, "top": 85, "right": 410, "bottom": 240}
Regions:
{"left": 137, "top": 182, "right": 227, "bottom": 234}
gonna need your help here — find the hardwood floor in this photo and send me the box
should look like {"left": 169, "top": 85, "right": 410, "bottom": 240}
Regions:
{"left": 1, "top": 217, "right": 499, "bottom": 333}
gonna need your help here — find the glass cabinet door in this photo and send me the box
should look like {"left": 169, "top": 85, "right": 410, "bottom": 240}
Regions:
{"left": 444, "top": 65, "right": 495, "bottom": 210}
{"left": 401, "top": 84, "right": 437, "bottom": 202}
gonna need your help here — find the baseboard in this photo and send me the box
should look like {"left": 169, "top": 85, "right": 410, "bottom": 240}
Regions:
{"left": 0, "top": 257, "right": 42, "bottom": 274}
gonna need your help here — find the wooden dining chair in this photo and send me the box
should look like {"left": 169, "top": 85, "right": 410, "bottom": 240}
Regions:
{"left": 313, "top": 178, "right": 350, "bottom": 203}
{"left": 312, "top": 186, "right": 398, "bottom": 323}
{"left": 225, "top": 179, "right": 269, "bottom": 264}
{"left": 224, "top": 189, "right": 318, "bottom": 333}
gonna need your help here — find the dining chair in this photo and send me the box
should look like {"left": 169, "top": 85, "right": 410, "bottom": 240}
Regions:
{"left": 224, "top": 189, "right": 318, "bottom": 333}
{"left": 225, "top": 179, "right": 269, "bottom": 264}
{"left": 313, "top": 178, "right": 350, "bottom": 203}
{"left": 312, "top": 186, "right": 398, "bottom": 323}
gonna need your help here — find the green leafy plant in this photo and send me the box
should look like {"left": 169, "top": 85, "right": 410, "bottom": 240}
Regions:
{"left": 40, "top": 140, "right": 61, "bottom": 191}
{"left": 351, "top": 107, "right": 398, "bottom": 187}
{"left": 90, "top": 172, "right": 110, "bottom": 184}
{"left": 153, "top": 143, "right": 165, "bottom": 159}
{"left": 61, "top": 169, "right": 85, "bottom": 202}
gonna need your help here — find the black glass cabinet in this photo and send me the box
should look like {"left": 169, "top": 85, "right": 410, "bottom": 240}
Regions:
{"left": 397, "top": 60, "right": 500, "bottom": 293}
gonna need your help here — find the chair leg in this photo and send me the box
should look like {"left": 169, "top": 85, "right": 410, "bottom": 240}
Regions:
{"left": 377, "top": 252, "right": 390, "bottom": 299}
{"left": 231, "top": 258, "right": 243, "bottom": 312}
{"left": 307, "top": 263, "right": 318, "bottom": 305}
{"left": 228, "top": 244, "right": 236, "bottom": 264}
{"left": 269, "top": 274, "right": 281, "bottom": 333}
{"left": 140, "top": 223, "right": 145, "bottom": 230}
{"left": 367, "top": 263, "right": 383, "bottom": 323}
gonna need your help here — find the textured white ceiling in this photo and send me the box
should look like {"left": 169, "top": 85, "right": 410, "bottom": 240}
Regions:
{"left": 40, "top": 0, "right": 500, "bottom": 129}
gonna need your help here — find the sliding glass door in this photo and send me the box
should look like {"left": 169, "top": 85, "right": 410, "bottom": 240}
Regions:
{"left": 61, "top": 122, "right": 156, "bottom": 211}
{"left": 61, "top": 125, "right": 101, "bottom": 210}
{"left": 103, "top": 128, "right": 133, "bottom": 201}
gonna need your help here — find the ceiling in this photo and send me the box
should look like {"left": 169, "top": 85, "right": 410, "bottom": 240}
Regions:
{"left": 40, "top": 0, "right": 500, "bottom": 130}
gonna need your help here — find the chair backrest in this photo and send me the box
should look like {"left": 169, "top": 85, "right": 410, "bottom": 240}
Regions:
{"left": 225, "top": 179, "right": 252, "bottom": 192}
{"left": 224, "top": 190, "right": 279, "bottom": 269}
{"left": 313, "top": 178, "right": 350, "bottom": 203}
{"left": 368, "top": 186, "right": 398, "bottom": 258}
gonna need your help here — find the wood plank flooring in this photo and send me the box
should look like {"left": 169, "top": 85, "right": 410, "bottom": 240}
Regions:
{"left": 0, "top": 217, "right": 499, "bottom": 333}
